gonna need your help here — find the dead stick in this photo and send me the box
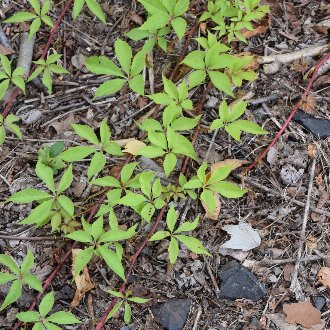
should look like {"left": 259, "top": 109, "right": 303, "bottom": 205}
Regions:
{"left": 169, "top": 22, "right": 199, "bottom": 82}
{"left": 290, "top": 156, "right": 316, "bottom": 300}
{"left": 236, "top": 175, "right": 330, "bottom": 217}
{"left": 244, "top": 51, "right": 330, "bottom": 174}
{"left": 258, "top": 44, "right": 329, "bottom": 64}
{"left": 0, "top": 25, "right": 12, "bottom": 49}
{"left": 262, "top": 254, "right": 330, "bottom": 266}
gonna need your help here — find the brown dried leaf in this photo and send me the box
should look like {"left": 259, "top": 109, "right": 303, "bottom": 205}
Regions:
{"left": 317, "top": 267, "right": 330, "bottom": 288}
{"left": 283, "top": 301, "right": 322, "bottom": 328}
{"left": 70, "top": 249, "right": 94, "bottom": 308}
{"left": 311, "top": 191, "right": 329, "bottom": 222}
{"left": 300, "top": 94, "right": 315, "bottom": 113}
{"left": 123, "top": 139, "right": 146, "bottom": 154}
{"left": 242, "top": 15, "right": 270, "bottom": 39}
{"left": 49, "top": 113, "right": 76, "bottom": 133}
{"left": 129, "top": 12, "right": 143, "bottom": 25}
{"left": 283, "top": 263, "right": 295, "bottom": 281}
{"left": 201, "top": 191, "right": 221, "bottom": 220}
{"left": 307, "top": 143, "right": 317, "bottom": 158}
{"left": 210, "top": 159, "right": 248, "bottom": 173}
{"left": 0, "top": 44, "right": 14, "bottom": 55}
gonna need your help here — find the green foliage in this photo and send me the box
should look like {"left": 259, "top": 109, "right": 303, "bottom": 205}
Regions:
{"left": 0, "top": 114, "right": 22, "bottom": 145}
{"left": 106, "top": 289, "right": 150, "bottom": 324}
{"left": 73, "top": 0, "right": 106, "bottom": 23}
{"left": 184, "top": 162, "right": 248, "bottom": 214}
{"left": 2, "top": 0, "right": 272, "bottom": 325}
{"left": 119, "top": 172, "right": 165, "bottom": 222}
{"left": 27, "top": 54, "right": 68, "bottom": 94}
{"left": 59, "top": 119, "right": 123, "bottom": 180}
{"left": 66, "top": 213, "right": 137, "bottom": 279}
{"left": 150, "top": 205, "right": 210, "bottom": 263}
{"left": 0, "top": 251, "right": 42, "bottom": 311}
{"left": 85, "top": 39, "right": 146, "bottom": 97}
{"left": 0, "top": 55, "right": 26, "bottom": 100}
{"left": 138, "top": 0, "right": 190, "bottom": 41}
{"left": 4, "top": 0, "right": 54, "bottom": 36}
{"left": 16, "top": 291, "right": 81, "bottom": 328}
{"left": 210, "top": 100, "right": 268, "bottom": 141}
{"left": 182, "top": 35, "right": 257, "bottom": 96}
{"left": 7, "top": 161, "right": 78, "bottom": 233}
{"left": 38, "top": 141, "right": 66, "bottom": 174}
{"left": 126, "top": 26, "right": 171, "bottom": 52}
{"left": 200, "top": 0, "right": 270, "bottom": 43}
{"left": 136, "top": 93, "right": 200, "bottom": 176}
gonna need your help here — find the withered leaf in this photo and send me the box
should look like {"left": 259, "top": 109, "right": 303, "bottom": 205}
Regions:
{"left": 283, "top": 300, "right": 322, "bottom": 328}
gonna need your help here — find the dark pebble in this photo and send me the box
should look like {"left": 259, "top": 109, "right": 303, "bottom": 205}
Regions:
{"left": 218, "top": 261, "right": 267, "bottom": 302}
{"left": 152, "top": 299, "right": 191, "bottom": 330}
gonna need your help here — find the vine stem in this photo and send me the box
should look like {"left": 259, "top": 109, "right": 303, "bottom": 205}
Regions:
{"left": 2, "top": 0, "right": 74, "bottom": 118}
{"left": 12, "top": 153, "right": 131, "bottom": 330}
{"left": 243, "top": 51, "right": 330, "bottom": 174}
{"left": 95, "top": 82, "right": 212, "bottom": 330}
{"left": 95, "top": 206, "right": 167, "bottom": 330}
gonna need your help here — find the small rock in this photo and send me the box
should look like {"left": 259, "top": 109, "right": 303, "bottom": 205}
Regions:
{"left": 218, "top": 261, "right": 267, "bottom": 301}
{"left": 205, "top": 96, "right": 218, "bottom": 108}
{"left": 280, "top": 164, "right": 304, "bottom": 186}
{"left": 293, "top": 110, "right": 330, "bottom": 139}
{"left": 311, "top": 296, "right": 326, "bottom": 310}
{"left": 152, "top": 299, "right": 191, "bottom": 330}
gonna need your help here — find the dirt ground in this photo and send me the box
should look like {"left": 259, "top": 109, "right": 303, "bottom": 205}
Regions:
{"left": 0, "top": 0, "right": 330, "bottom": 329}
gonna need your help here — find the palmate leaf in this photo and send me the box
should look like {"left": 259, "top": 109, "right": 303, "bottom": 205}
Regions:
{"left": 94, "top": 79, "right": 126, "bottom": 98}
{"left": 98, "top": 245, "right": 125, "bottom": 280}
{"left": 139, "top": 14, "right": 169, "bottom": 30}
{"left": 0, "top": 280, "right": 22, "bottom": 311}
{"left": 85, "top": 0, "right": 106, "bottom": 24}
{"left": 208, "top": 71, "right": 233, "bottom": 96}
{"left": 225, "top": 120, "right": 268, "bottom": 141}
{"left": 20, "top": 199, "right": 54, "bottom": 225}
{"left": 73, "top": 247, "right": 94, "bottom": 277}
{"left": 7, "top": 188, "right": 51, "bottom": 203}
{"left": 114, "top": 39, "right": 132, "bottom": 75}
{"left": 168, "top": 237, "right": 179, "bottom": 264}
{"left": 39, "top": 291, "right": 54, "bottom": 317}
{"left": 172, "top": 17, "right": 187, "bottom": 40}
{"left": 128, "top": 74, "right": 144, "bottom": 95}
{"left": 47, "top": 311, "right": 81, "bottom": 324}
{"left": 174, "top": 234, "right": 210, "bottom": 256}
{"left": 85, "top": 56, "right": 124, "bottom": 77}
{"left": 87, "top": 151, "right": 106, "bottom": 180}
{"left": 59, "top": 146, "right": 95, "bottom": 162}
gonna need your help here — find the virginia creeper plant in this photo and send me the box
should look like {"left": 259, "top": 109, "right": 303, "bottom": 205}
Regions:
{"left": 0, "top": 0, "right": 272, "bottom": 328}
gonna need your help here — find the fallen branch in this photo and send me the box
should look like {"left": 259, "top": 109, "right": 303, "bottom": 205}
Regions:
{"left": 244, "top": 50, "right": 330, "bottom": 174}
{"left": 236, "top": 175, "right": 330, "bottom": 217}
{"left": 0, "top": 25, "right": 12, "bottom": 49}
{"left": 258, "top": 44, "right": 329, "bottom": 65}
{"left": 290, "top": 156, "right": 316, "bottom": 301}
{"left": 3, "top": 32, "right": 36, "bottom": 103}
{"left": 1, "top": 0, "right": 73, "bottom": 118}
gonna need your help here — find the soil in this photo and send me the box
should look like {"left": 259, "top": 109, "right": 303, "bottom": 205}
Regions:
{"left": 0, "top": 0, "right": 329, "bottom": 329}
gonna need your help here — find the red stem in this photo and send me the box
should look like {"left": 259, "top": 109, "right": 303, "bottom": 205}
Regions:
{"left": 2, "top": 0, "right": 74, "bottom": 118}
{"left": 95, "top": 206, "right": 167, "bottom": 330}
{"left": 244, "top": 51, "right": 330, "bottom": 174}
{"left": 95, "top": 81, "right": 212, "bottom": 330}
